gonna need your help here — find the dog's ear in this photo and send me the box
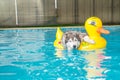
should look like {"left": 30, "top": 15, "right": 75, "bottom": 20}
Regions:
{"left": 75, "top": 33, "right": 81, "bottom": 42}
{"left": 78, "top": 33, "right": 88, "bottom": 41}
{"left": 62, "top": 34, "right": 67, "bottom": 44}
{"left": 65, "top": 34, "right": 68, "bottom": 44}
{"left": 77, "top": 35, "right": 81, "bottom": 42}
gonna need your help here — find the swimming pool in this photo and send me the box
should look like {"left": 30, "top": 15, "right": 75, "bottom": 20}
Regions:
{"left": 0, "top": 26, "right": 120, "bottom": 80}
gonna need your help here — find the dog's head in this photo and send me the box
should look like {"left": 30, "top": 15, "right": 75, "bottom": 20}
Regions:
{"left": 62, "top": 31, "right": 81, "bottom": 50}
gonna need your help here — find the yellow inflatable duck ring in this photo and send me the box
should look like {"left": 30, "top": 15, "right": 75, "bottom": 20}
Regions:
{"left": 78, "top": 17, "right": 110, "bottom": 50}
{"left": 54, "top": 17, "right": 110, "bottom": 50}
{"left": 54, "top": 27, "right": 64, "bottom": 49}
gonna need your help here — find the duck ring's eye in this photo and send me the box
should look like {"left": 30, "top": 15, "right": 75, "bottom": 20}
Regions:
{"left": 89, "top": 21, "right": 96, "bottom": 25}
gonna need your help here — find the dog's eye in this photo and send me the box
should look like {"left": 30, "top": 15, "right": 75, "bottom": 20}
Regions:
{"left": 74, "top": 38, "right": 78, "bottom": 41}
{"left": 69, "top": 39, "right": 72, "bottom": 42}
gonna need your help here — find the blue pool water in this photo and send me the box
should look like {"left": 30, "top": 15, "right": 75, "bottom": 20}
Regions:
{"left": 0, "top": 26, "right": 120, "bottom": 80}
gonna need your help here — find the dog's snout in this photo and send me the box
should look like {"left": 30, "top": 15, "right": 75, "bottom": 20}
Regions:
{"left": 73, "top": 45, "right": 76, "bottom": 49}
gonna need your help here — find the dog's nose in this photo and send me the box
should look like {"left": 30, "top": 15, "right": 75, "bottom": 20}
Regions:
{"left": 73, "top": 45, "right": 76, "bottom": 49}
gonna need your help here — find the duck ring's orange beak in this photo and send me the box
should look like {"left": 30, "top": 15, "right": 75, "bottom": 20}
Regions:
{"left": 97, "top": 28, "right": 110, "bottom": 34}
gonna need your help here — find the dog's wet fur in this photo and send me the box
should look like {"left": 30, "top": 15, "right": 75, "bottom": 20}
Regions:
{"left": 62, "top": 31, "right": 83, "bottom": 50}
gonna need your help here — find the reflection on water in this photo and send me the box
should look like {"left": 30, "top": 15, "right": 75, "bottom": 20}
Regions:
{"left": 83, "top": 49, "right": 107, "bottom": 80}
{"left": 55, "top": 49, "right": 64, "bottom": 58}
{"left": 55, "top": 48, "right": 110, "bottom": 80}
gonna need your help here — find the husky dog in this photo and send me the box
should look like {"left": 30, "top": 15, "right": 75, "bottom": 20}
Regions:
{"left": 62, "top": 31, "right": 94, "bottom": 50}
